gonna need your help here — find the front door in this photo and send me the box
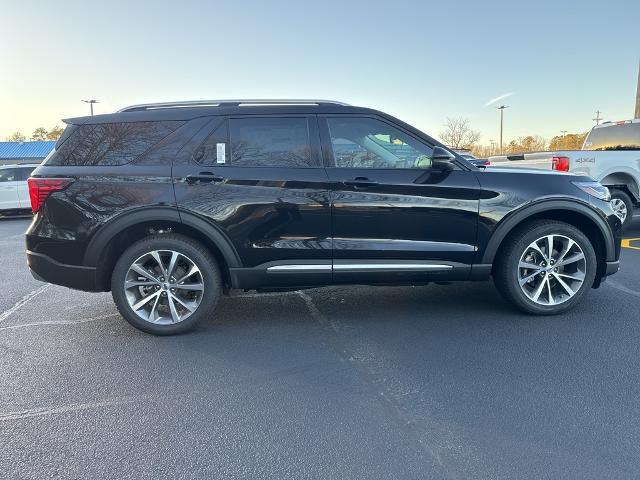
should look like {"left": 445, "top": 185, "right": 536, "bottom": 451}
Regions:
{"left": 173, "top": 115, "right": 332, "bottom": 289}
{"left": 319, "top": 115, "right": 481, "bottom": 284}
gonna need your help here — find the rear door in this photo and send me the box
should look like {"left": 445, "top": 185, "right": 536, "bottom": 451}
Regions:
{"left": 319, "top": 115, "right": 481, "bottom": 284}
{"left": 173, "top": 115, "right": 332, "bottom": 289}
{"left": 0, "top": 168, "right": 19, "bottom": 210}
{"left": 16, "top": 166, "right": 36, "bottom": 209}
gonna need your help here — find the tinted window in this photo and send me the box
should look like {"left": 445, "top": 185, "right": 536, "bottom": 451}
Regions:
{"left": 47, "top": 121, "right": 183, "bottom": 166}
{"left": 194, "top": 119, "right": 229, "bottom": 166}
{"left": 327, "top": 117, "right": 433, "bottom": 169}
{"left": 229, "top": 117, "right": 315, "bottom": 167}
{"left": 16, "top": 167, "right": 36, "bottom": 181}
{"left": 0, "top": 169, "right": 16, "bottom": 182}
{"left": 583, "top": 122, "right": 640, "bottom": 151}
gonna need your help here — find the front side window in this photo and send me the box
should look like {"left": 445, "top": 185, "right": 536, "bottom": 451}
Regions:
{"left": 0, "top": 169, "right": 16, "bottom": 182}
{"left": 327, "top": 117, "right": 433, "bottom": 169}
{"left": 229, "top": 117, "right": 315, "bottom": 168}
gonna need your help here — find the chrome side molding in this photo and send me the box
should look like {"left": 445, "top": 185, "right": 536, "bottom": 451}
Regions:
{"left": 266, "top": 262, "right": 453, "bottom": 273}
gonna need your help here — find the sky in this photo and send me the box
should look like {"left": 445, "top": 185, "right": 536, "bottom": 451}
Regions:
{"left": 2, "top": 0, "right": 639, "bottom": 145}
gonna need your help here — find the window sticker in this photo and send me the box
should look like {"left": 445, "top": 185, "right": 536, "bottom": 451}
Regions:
{"left": 216, "top": 143, "right": 226, "bottom": 164}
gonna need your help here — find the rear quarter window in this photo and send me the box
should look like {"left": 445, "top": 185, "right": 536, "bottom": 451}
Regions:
{"left": 46, "top": 121, "right": 183, "bottom": 166}
{"left": 583, "top": 122, "right": 640, "bottom": 151}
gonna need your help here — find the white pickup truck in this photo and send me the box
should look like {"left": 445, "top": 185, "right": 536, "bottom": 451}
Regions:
{"left": 488, "top": 119, "right": 640, "bottom": 229}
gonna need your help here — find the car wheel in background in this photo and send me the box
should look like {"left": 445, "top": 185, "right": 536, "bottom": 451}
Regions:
{"left": 609, "top": 190, "right": 633, "bottom": 231}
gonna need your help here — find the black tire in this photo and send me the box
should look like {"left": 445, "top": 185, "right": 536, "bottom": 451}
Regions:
{"left": 111, "top": 234, "right": 221, "bottom": 335}
{"left": 610, "top": 189, "right": 634, "bottom": 231}
{"left": 493, "top": 220, "right": 597, "bottom": 315}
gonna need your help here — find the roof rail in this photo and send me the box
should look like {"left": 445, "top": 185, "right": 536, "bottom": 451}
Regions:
{"left": 117, "top": 99, "right": 350, "bottom": 113}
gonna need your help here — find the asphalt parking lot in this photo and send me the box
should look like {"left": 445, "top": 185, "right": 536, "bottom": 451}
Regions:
{"left": 2, "top": 217, "right": 640, "bottom": 479}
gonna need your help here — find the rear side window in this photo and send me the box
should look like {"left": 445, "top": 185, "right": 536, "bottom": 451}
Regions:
{"left": 583, "top": 122, "right": 640, "bottom": 151}
{"left": 16, "top": 167, "right": 35, "bottom": 181}
{"left": 0, "top": 169, "right": 16, "bottom": 182}
{"left": 47, "top": 121, "right": 183, "bottom": 166}
{"left": 228, "top": 117, "right": 316, "bottom": 168}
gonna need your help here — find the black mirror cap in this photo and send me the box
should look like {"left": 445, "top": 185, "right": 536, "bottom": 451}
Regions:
{"left": 432, "top": 146, "right": 456, "bottom": 161}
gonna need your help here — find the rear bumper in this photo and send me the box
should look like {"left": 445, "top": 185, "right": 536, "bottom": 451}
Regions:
{"left": 27, "top": 250, "right": 100, "bottom": 292}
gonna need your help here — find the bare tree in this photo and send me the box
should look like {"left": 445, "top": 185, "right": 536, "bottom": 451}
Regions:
{"left": 7, "top": 131, "right": 26, "bottom": 142}
{"left": 31, "top": 127, "right": 49, "bottom": 141}
{"left": 439, "top": 117, "right": 480, "bottom": 150}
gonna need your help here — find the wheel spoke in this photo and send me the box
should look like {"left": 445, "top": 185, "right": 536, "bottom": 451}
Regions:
{"left": 174, "top": 282, "right": 204, "bottom": 291}
{"left": 558, "top": 252, "right": 585, "bottom": 267}
{"left": 167, "top": 294, "right": 181, "bottom": 323}
{"left": 545, "top": 277, "right": 555, "bottom": 305}
{"left": 531, "top": 276, "right": 547, "bottom": 302}
{"left": 545, "top": 235, "right": 554, "bottom": 261}
{"left": 556, "top": 272, "right": 585, "bottom": 282}
{"left": 553, "top": 273, "right": 574, "bottom": 296}
{"left": 132, "top": 290, "right": 160, "bottom": 311}
{"left": 167, "top": 251, "right": 179, "bottom": 279}
{"left": 556, "top": 238, "right": 575, "bottom": 264}
{"left": 519, "top": 261, "right": 541, "bottom": 270}
{"left": 150, "top": 251, "right": 167, "bottom": 276}
{"left": 528, "top": 241, "right": 546, "bottom": 259}
{"left": 519, "top": 270, "right": 542, "bottom": 286}
{"left": 170, "top": 293, "right": 196, "bottom": 313}
{"left": 125, "top": 279, "right": 157, "bottom": 289}
{"left": 130, "top": 264, "right": 159, "bottom": 283}
{"left": 149, "top": 293, "right": 161, "bottom": 323}
{"left": 176, "top": 264, "right": 200, "bottom": 284}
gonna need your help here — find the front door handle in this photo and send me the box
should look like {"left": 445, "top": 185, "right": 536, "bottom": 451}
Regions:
{"left": 343, "top": 177, "right": 379, "bottom": 188}
{"left": 185, "top": 172, "right": 225, "bottom": 184}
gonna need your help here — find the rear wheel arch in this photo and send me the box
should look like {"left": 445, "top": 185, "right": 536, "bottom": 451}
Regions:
{"left": 85, "top": 207, "right": 240, "bottom": 291}
{"left": 600, "top": 171, "right": 639, "bottom": 202}
{"left": 482, "top": 201, "right": 612, "bottom": 280}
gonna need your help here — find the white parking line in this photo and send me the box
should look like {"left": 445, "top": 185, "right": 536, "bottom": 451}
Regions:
{"left": 0, "top": 284, "right": 49, "bottom": 324}
{"left": 0, "top": 313, "right": 119, "bottom": 332}
{"left": 605, "top": 279, "right": 640, "bottom": 299}
{"left": 0, "top": 397, "right": 140, "bottom": 422}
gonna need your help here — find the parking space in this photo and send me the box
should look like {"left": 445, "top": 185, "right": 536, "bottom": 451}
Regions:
{"left": 2, "top": 217, "right": 640, "bottom": 479}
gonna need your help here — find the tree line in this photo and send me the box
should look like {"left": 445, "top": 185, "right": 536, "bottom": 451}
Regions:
{"left": 5, "top": 126, "right": 65, "bottom": 142}
{"left": 439, "top": 117, "right": 588, "bottom": 158}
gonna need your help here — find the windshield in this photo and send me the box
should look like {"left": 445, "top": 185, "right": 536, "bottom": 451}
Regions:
{"left": 583, "top": 122, "right": 640, "bottom": 151}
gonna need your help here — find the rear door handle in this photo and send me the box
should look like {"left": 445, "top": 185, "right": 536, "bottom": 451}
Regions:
{"left": 185, "top": 172, "right": 225, "bottom": 184}
{"left": 343, "top": 177, "right": 379, "bottom": 188}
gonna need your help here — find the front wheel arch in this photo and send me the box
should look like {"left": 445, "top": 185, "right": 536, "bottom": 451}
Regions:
{"left": 482, "top": 202, "right": 612, "bottom": 282}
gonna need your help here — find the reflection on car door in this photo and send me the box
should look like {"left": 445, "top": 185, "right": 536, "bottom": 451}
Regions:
{"left": 319, "top": 115, "right": 481, "bottom": 285}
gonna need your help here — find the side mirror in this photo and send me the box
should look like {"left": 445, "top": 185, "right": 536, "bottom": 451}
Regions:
{"left": 432, "top": 146, "right": 456, "bottom": 162}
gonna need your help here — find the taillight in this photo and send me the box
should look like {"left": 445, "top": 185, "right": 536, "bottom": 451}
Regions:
{"left": 27, "top": 178, "right": 73, "bottom": 213}
{"left": 552, "top": 156, "right": 570, "bottom": 172}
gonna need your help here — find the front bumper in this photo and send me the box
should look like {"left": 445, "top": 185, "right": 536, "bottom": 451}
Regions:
{"left": 27, "top": 250, "right": 100, "bottom": 291}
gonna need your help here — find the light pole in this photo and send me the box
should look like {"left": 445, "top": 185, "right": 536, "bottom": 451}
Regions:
{"left": 496, "top": 105, "right": 509, "bottom": 154}
{"left": 81, "top": 99, "right": 99, "bottom": 116}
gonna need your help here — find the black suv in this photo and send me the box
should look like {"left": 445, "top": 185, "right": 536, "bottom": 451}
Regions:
{"left": 26, "top": 100, "right": 621, "bottom": 335}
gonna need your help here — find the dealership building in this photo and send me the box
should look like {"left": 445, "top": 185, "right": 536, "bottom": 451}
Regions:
{"left": 0, "top": 141, "right": 55, "bottom": 166}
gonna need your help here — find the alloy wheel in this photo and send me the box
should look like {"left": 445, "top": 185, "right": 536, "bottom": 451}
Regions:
{"left": 518, "top": 234, "right": 586, "bottom": 306}
{"left": 124, "top": 250, "right": 204, "bottom": 325}
{"left": 611, "top": 198, "right": 628, "bottom": 223}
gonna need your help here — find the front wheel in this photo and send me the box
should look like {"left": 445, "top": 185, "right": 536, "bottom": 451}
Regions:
{"left": 111, "top": 234, "right": 221, "bottom": 335}
{"left": 494, "top": 220, "right": 597, "bottom": 315}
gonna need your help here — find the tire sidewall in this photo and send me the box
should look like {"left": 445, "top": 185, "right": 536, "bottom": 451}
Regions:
{"left": 504, "top": 222, "right": 597, "bottom": 315}
{"left": 111, "top": 235, "right": 220, "bottom": 335}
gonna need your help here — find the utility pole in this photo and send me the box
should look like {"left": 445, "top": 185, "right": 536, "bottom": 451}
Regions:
{"left": 593, "top": 110, "right": 603, "bottom": 125}
{"left": 635, "top": 59, "right": 640, "bottom": 119}
{"left": 560, "top": 130, "right": 568, "bottom": 149}
{"left": 489, "top": 139, "right": 495, "bottom": 155}
{"left": 81, "top": 99, "right": 99, "bottom": 116}
{"left": 496, "top": 105, "right": 509, "bottom": 154}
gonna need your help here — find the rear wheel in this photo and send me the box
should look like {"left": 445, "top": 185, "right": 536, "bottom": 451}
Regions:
{"left": 609, "top": 189, "right": 633, "bottom": 231}
{"left": 111, "top": 234, "right": 221, "bottom": 335}
{"left": 494, "top": 220, "right": 597, "bottom": 315}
